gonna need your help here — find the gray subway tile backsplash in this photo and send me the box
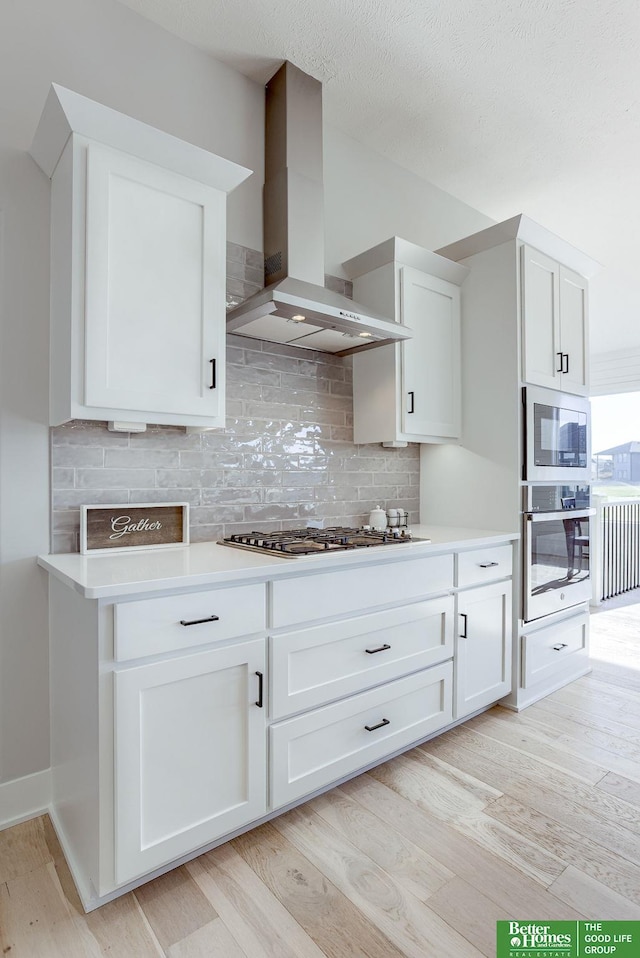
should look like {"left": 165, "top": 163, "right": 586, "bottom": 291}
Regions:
{"left": 75, "top": 467, "right": 157, "bottom": 489}
{"left": 50, "top": 245, "right": 420, "bottom": 552}
{"left": 103, "top": 448, "right": 180, "bottom": 469}
{"left": 225, "top": 241, "right": 245, "bottom": 264}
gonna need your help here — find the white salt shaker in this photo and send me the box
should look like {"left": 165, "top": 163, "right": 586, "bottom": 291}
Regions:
{"left": 368, "top": 505, "right": 387, "bottom": 531}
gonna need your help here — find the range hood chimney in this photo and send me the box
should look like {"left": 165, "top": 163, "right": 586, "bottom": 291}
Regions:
{"left": 226, "top": 62, "right": 412, "bottom": 355}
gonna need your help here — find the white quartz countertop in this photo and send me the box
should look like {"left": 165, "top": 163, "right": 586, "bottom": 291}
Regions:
{"left": 37, "top": 525, "right": 519, "bottom": 599}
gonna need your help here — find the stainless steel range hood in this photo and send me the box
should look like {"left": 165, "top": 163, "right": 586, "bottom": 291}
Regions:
{"left": 226, "top": 62, "right": 412, "bottom": 356}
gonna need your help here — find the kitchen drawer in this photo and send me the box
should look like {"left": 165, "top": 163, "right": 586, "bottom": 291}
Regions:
{"left": 271, "top": 553, "right": 453, "bottom": 629}
{"left": 270, "top": 595, "right": 454, "bottom": 719}
{"left": 522, "top": 611, "right": 589, "bottom": 689}
{"left": 114, "top": 583, "right": 266, "bottom": 661}
{"left": 457, "top": 544, "right": 512, "bottom": 588}
{"left": 270, "top": 661, "right": 453, "bottom": 808}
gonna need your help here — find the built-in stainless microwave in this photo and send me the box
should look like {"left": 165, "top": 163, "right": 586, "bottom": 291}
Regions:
{"left": 523, "top": 385, "right": 591, "bottom": 482}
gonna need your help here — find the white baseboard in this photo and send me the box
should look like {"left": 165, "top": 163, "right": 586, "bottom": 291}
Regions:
{"left": 0, "top": 768, "right": 51, "bottom": 830}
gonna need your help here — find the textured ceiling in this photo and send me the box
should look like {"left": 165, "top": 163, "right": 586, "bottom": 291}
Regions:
{"left": 119, "top": 0, "right": 640, "bottom": 353}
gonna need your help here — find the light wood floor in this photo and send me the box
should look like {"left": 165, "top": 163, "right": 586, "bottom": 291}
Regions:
{"left": 2, "top": 599, "right": 640, "bottom": 957}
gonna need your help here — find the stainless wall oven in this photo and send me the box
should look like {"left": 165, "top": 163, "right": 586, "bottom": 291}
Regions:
{"left": 523, "top": 385, "right": 590, "bottom": 482}
{"left": 523, "top": 484, "right": 594, "bottom": 622}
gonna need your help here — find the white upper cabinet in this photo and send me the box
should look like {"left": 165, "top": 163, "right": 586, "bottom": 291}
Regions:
{"left": 343, "top": 238, "right": 468, "bottom": 444}
{"left": 521, "top": 244, "right": 589, "bottom": 396}
{"left": 30, "top": 84, "right": 251, "bottom": 427}
{"left": 558, "top": 264, "right": 589, "bottom": 395}
{"left": 84, "top": 144, "right": 226, "bottom": 420}
{"left": 400, "top": 266, "right": 461, "bottom": 438}
{"left": 521, "top": 246, "right": 560, "bottom": 390}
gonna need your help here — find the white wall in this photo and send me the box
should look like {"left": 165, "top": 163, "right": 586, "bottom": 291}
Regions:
{"left": 0, "top": 0, "right": 496, "bottom": 807}
{"left": 324, "top": 126, "right": 494, "bottom": 274}
{"left": 0, "top": 0, "right": 263, "bottom": 791}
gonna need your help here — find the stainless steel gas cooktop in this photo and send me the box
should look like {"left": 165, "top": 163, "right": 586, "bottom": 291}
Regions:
{"left": 218, "top": 526, "right": 422, "bottom": 558}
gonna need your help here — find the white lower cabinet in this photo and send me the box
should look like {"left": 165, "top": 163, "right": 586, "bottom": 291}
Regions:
{"left": 43, "top": 537, "right": 516, "bottom": 910}
{"left": 114, "top": 582, "right": 266, "bottom": 661}
{"left": 269, "top": 595, "right": 454, "bottom": 719}
{"left": 457, "top": 544, "right": 513, "bottom": 589}
{"left": 114, "top": 639, "right": 266, "bottom": 884}
{"left": 455, "top": 580, "right": 512, "bottom": 719}
{"left": 270, "top": 553, "right": 453, "bottom": 629}
{"left": 270, "top": 662, "right": 453, "bottom": 808}
{"left": 521, "top": 609, "right": 589, "bottom": 690}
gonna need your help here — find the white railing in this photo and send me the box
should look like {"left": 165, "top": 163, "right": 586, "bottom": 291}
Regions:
{"left": 591, "top": 495, "right": 640, "bottom": 605}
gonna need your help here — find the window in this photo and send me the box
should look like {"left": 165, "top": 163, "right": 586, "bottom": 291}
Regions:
{"left": 592, "top": 392, "right": 640, "bottom": 497}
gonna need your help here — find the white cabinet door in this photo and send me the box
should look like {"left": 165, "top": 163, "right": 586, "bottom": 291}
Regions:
{"left": 350, "top": 254, "right": 464, "bottom": 444}
{"left": 81, "top": 142, "right": 226, "bottom": 425}
{"left": 521, "top": 245, "right": 561, "bottom": 390}
{"left": 455, "top": 580, "right": 512, "bottom": 719}
{"left": 522, "top": 609, "right": 589, "bottom": 690}
{"left": 521, "top": 245, "right": 589, "bottom": 396}
{"left": 457, "top": 544, "right": 513, "bottom": 589}
{"left": 271, "top": 553, "right": 453, "bottom": 629}
{"left": 559, "top": 266, "right": 589, "bottom": 396}
{"left": 400, "top": 267, "right": 461, "bottom": 439}
{"left": 270, "top": 595, "right": 454, "bottom": 719}
{"left": 114, "top": 582, "right": 267, "bottom": 661}
{"left": 114, "top": 639, "right": 266, "bottom": 884}
{"left": 270, "top": 662, "right": 453, "bottom": 808}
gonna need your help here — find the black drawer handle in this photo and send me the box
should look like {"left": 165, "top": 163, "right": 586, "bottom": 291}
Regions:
{"left": 365, "top": 643, "right": 391, "bottom": 655}
{"left": 459, "top": 612, "right": 468, "bottom": 638}
{"left": 255, "top": 671, "right": 264, "bottom": 708}
{"left": 209, "top": 358, "right": 216, "bottom": 389}
{"left": 562, "top": 352, "right": 569, "bottom": 374}
{"left": 179, "top": 615, "right": 220, "bottom": 627}
{"left": 479, "top": 561, "right": 499, "bottom": 568}
{"left": 407, "top": 391, "right": 415, "bottom": 414}
{"left": 557, "top": 351, "right": 564, "bottom": 373}
{"left": 365, "top": 718, "right": 390, "bottom": 732}
{"left": 553, "top": 643, "right": 568, "bottom": 651}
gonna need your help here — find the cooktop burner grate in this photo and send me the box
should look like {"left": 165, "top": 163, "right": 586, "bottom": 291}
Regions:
{"left": 217, "top": 526, "right": 417, "bottom": 557}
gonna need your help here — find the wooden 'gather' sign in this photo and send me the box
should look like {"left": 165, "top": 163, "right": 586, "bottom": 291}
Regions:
{"left": 80, "top": 503, "right": 189, "bottom": 554}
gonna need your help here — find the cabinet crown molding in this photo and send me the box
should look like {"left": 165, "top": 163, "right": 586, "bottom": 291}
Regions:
{"left": 435, "top": 214, "right": 602, "bottom": 280}
{"left": 342, "top": 236, "right": 469, "bottom": 286}
{"left": 29, "top": 83, "right": 252, "bottom": 192}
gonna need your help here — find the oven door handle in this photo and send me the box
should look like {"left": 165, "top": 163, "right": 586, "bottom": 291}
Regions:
{"left": 525, "top": 508, "right": 595, "bottom": 522}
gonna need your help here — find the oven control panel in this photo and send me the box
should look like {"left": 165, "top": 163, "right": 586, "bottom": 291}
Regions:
{"left": 524, "top": 484, "right": 590, "bottom": 513}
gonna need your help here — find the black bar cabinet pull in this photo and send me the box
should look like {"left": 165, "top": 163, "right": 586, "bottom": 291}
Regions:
{"left": 365, "top": 643, "right": 391, "bottom": 655}
{"left": 552, "top": 643, "right": 568, "bottom": 651}
{"left": 179, "top": 615, "right": 220, "bottom": 626}
{"left": 459, "top": 612, "right": 468, "bottom": 638}
{"left": 479, "top": 561, "right": 499, "bottom": 568}
{"left": 556, "top": 351, "right": 564, "bottom": 373}
{"left": 562, "top": 352, "right": 569, "bottom": 374}
{"left": 255, "top": 671, "right": 264, "bottom": 708}
{"left": 407, "top": 391, "right": 415, "bottom": 414}
{"left": 209, "top": 358, "right": 216, "bottom": 389}
{"left": 364, "top": 718, "right": 390, "bottom": 732}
